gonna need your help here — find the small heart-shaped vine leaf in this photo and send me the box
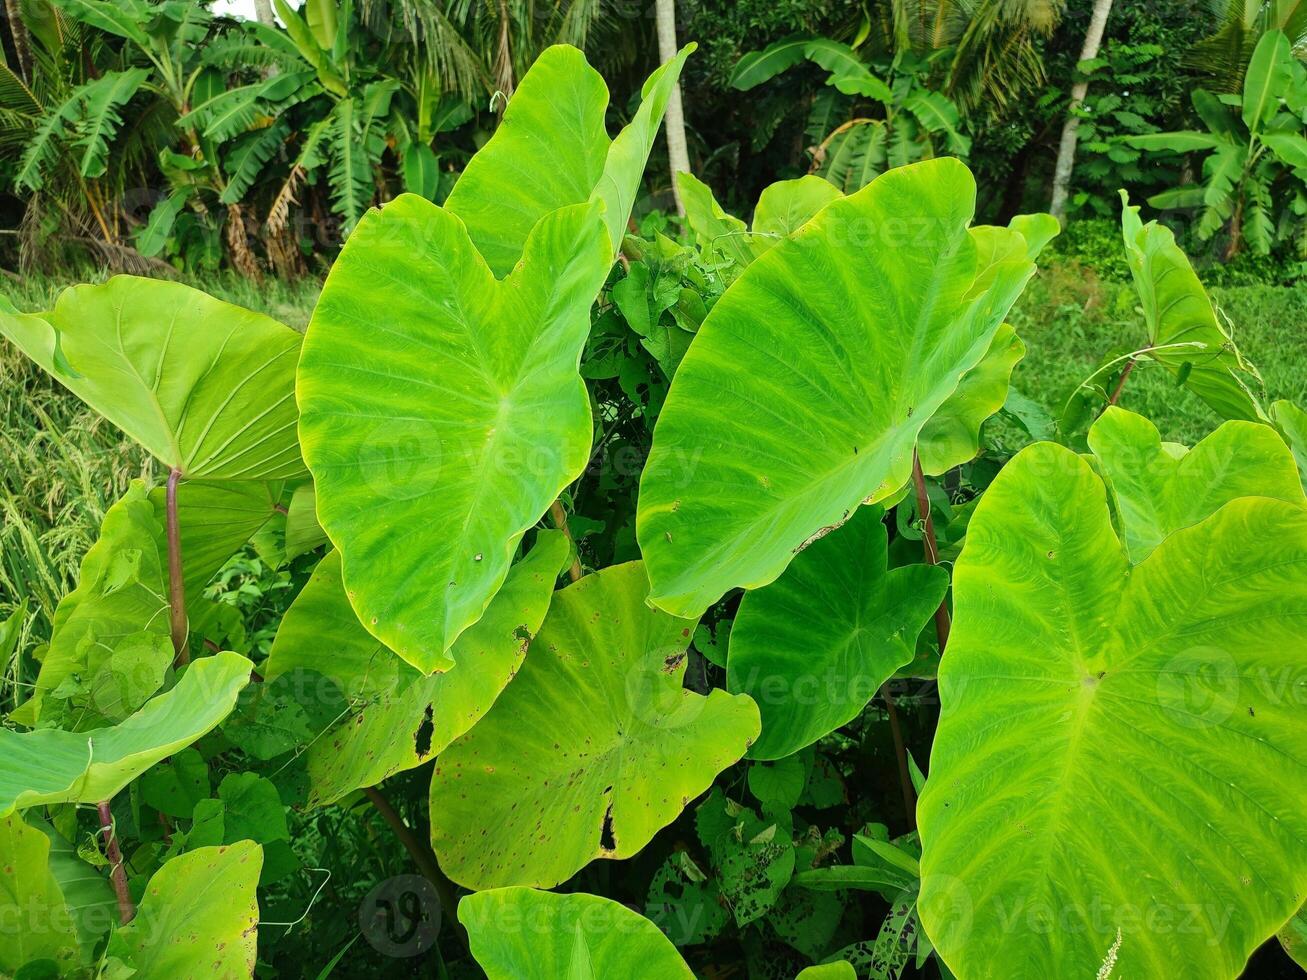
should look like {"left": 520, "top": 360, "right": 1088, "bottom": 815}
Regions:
{"left": 918, "top": 442, "right": 1307, "bottom": 978}
{"left": 728, "top": 505, "right": 946, "bottom": 759}
{"left": 429, "top": 562, "right": 759, "bottom": 889}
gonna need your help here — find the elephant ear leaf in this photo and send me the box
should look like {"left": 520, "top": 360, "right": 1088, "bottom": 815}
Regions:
{"left": 1007, "top": 212, "right": 1060, "bottom": 261}
{"left": 0, "top": 652, "right": 252, "bottom": 816}
{"left": 106, "top": 842, "right": 262, "bottom": 977}
{"left": 0, "top": 277, "right": 305, "bottom": 480}
{"left": 1270, "top": 399, "right": 1307, "bottom": 491}
{"left": 918, "top": 443, "right": 1307, "bottom": 978}
{"left": 917, "top": 322, "right": 1024, "bottom": 476}
{"left": 1088, "top": 406, "right": 1304, "bottom": 562}
{"left": 444, "top": 43, "right": 693, "bottom": 276}
{"left": 460, "top": 887, "right": 694, "bottom": 979}
{"left": 264, "top": 532, "right": 569, "bottom": 806}
{"left": 15, "top": 480, "right": 282, "bottom": 728}
{"left": 727, "top": 505, "right": 946, "bottom": 760}
{"left": 12, "top": 481, "right": 171, "bottom": 729}
{"left": 1118, "top": 191, "right": 1266, "bottom": 421}
{"left": 297, "top": 198, "right": 610, "bottom": 671}
{"left": 751, "top": 175, "right": 841, "bottom": 238}
{"left": 429, "top": 562, "right": 759, "bottom": 889}
{"left": 0, "top": 814, "right": 81, "bottom": 974}
{"left": 638, "top": 158, "right": 1035, "bottom": 617}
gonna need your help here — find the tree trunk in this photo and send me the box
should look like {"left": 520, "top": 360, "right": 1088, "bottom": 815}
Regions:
{"left": 1048, "top": 0, "right": 1114, "bottom": 223}
{"left": 4, "top": 0, "right": 33, "bottom": 83}
{"left": 655, "top": 0, "right": 690, "bottom": 217}
{"left": 252, "top": 0, "right": 276, "bottom": 25}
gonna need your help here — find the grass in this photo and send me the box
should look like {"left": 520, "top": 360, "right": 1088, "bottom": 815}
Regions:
{"left": 1011, "top": 261, "right": 1307, "bottom": 445}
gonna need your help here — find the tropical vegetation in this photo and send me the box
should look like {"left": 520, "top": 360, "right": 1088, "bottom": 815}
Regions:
{"left": 1, "top": 2, "right": 1306, "bottom": 978}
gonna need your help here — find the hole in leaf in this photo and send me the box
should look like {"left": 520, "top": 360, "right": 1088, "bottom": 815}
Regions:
{"left": 599, "top": 803, "right": 616, "bottom": 852}
{"left": 414, "top": 704, "right": 434, "bottom": 757}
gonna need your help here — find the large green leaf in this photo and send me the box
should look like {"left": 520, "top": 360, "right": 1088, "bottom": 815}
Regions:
{"left": 1243, "top": 30, "right": 1292, "bottom": 131}
{"left": 637, "top": 159, "right": 1036, "bottom": 617}
{"left": 12, "top": 481, "right": 171, "bottom": 728}
{"left": 918, "top": 443, "right": 1307, "bottom": 978}
{"left": 730, "top": 37, "right": 814, "bottom": 90}
{"left": 0, "top": 277, "right": 305, "bottom": 479}
{"left": 752, "top": 175, "right": 842, "bottom": 238}
{"left": 1281, "top": 902, "right": 1307, "bottom": 969}
{"left": 1088, "top": 406, "right": 1304, "bottom": 562}
{"left": 443, "top": 44, "right": 692, "bottom": 277}
{"left": 1119, "top": 192, "right": 1265, "bottom": 421}
{"left": 148, "top": 479, "right": 285, "bottom": 598}
{"left": 0, "top": 814, "right": 80, "bottom": 974}
{"left": 727, "top": 505, "right": 946, "bottom": 760}
{"left": 461, "top": 887, "right": 694, "bottom": 979}
{"left": 106, "top": 841, "right": 262, "bottom": 977}
{"left": 30, "top": 816, "right": 116, "bottom": 955}
{"left": 1271, "top": 399, "right": 1307, "bottom": 489}
{"left": 264, "top": 532, "right": 568, "bottom": 806}
{"left": 917, "top": 322, "right": 1024, "bottom": 475}
{"left": 429, "top": 562, "right": 759, "bottom": 889}
{"left": 15, "top": 479, "right": 280, "bottom": 727}
{"left": 0, "top": 652, "right": 252, "bottom": 816}
{"left": 297, "top": 198, "right": 609, "bottom": 671}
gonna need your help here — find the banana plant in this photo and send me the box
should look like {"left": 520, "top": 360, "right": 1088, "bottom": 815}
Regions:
{"left": 1128, "top": 29, "right": 1307, "bottom": 256}
{"left": 731, "top": 37, "right": 971, "bottom": 193}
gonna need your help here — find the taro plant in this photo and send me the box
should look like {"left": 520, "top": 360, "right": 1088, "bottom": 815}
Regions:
{"left": 2, "top": 40, "right": 1306, "bottom": 980}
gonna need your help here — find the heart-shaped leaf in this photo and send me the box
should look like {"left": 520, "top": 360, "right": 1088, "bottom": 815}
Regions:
{"left": 0, "top": 652, "right": 252, "bottom": 816}
{"left": 298, "top": 199, "right": 610, "bottom": 671}
{"left": 0, "top": 278, "right": 305, "bottom": 479}
{"left": 0, "top": 814, "right": 80, "bottom": 974}
{"left": 15, "top": 479, "right": 281, "bottom": 728}
{"left": 461, "top": 887, "right": 694, "bottom": 979}
{"left": 918, "top": 442, "right": 1307, "bottom": 978}
{"left": 264, "top": 532, "right": 569, "bottom": 806}
{"left": 727, "top": 505, "right": 946, "bottom": 759}
{"left": 12, "top": 481, "right": 170, "bottom": 728}
{"left": 106, "top": 842, "right": 262, "bottom": 977}
{"left": 1088, "top": 406, "right": 1304, "bottom": 562}
{"left": 429, "top": 562, "right": 760, "bottom": 889}
{"left": 917, "top": 322, "right": 1024, "bottom": 476}
{"left": 444, "top": 43, "right": 693, "bottom": 276}
{"left": 638, "top": 159, "right": 1036, "bottom": 617}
